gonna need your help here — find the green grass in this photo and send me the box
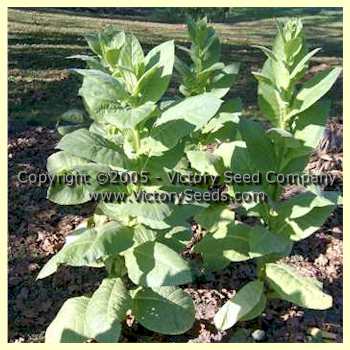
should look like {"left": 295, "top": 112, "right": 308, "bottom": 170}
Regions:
{"left": 8, "top": 8, "right": 343, "bottom": 128}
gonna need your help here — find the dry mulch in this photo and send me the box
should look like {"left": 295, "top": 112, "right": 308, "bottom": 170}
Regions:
{"left": 8, "top": 121, "right": 343, "bottom": 343}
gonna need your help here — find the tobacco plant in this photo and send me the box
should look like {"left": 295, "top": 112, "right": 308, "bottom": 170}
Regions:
{"left": 175, "top": 17, "right": 242, "bottom": 147}
{"left": 37, "top": 24, "right": 239, "bottom": 342}
{"left": 37, "top": 17, "right": 342, "bottom": 342}
{"left": 189, "top": 19, "right": 342, "bottom": 331}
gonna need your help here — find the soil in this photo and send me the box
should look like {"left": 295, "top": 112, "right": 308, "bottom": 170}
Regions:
{"left": 8, "top": 121, "right": 343, "bottom": 343}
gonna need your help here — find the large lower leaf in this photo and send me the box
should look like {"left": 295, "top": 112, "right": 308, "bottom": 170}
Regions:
{"left": 201, "top": 99, "right": 240, "bottom": 143}
{"left": 266, "top": 263, "right": 332, "bottom": 309}
{"left": 47, "top": 181, "right": 91, "bottom": 206}
{"left": 248, "top": 225, "right": 292, "bottom": 258}
{"left": 47, "top": 151, "right": 91, "bottom": 205}
{"left": 124, "top": 241, "right": 192, "bottom": 287}
{"left": 37, "top": 223, "right": 134, "bottom": 279}
{"left": 214, "top": 280, "right": 264, "bottom": 330}
{"left": 186, "top": 150, "right": 224, "bottom": 176}
{"left": 194, "top": 223, "right": 251, "bottom": 271}
{"left": 46, "top": 152, "right": 118, "bottom": 205}
{"left": 240, "top": 293, "right": 267, "bottom": 322}
{"left": 74, "top": 69, "right": 128, "bottom": 120}
{"left": 194, "top": 204, "right": 234, "bottom": 233}
{"left": 239, "top": 118, "right": 277, "bottom": 173}
{"left": 56, "top": 128, "right": 125, "bottom": 168}
{"left": 47, "top": 151, "right": 89, "bottom": 175}
{"left": 157, "top": 226, "right": 192, "bottom": 253}
{"left": 133, "top": 286, "right": 195, "bottom": 334}
{"left": 272, "top": 191, "right": 336, "bottom": 241}
{"left": 99, "top": 199, "right": 173, "bottom": 230}
{"left": 85, "top": 278, "right": 131, "bottom": 342}
{"left": 45, "top": 296, "right": 91, "bottom": 343}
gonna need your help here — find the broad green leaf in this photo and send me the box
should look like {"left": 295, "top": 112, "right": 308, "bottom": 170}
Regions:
{"left": 143, "top": 142, "right": 187, "bottom": 181}
{"left": 214, "top": 141, "right": 247, "bottom": 169}
{"left": 292, "top": 100, "right": 331, "bottom": 149}
{"left": 104, "top": 102, "right": 156, "bottom": 129}
{"left": 266, "top": 263, "right": 332, "bottom": 309}
{"left": 133, "top": 286, "right": 195, "bottom": 334}
{"left": 194, "top": 223, "right": 251, "bottom": 271}
{"left": 124, "top": 241, "right": 192, "bottom": 287}
{"left": 158, "top": 226, "right": 192, "bottom": 253}
{"left": 289, "top": 67, "right": 341, "bottom": 117}
{"left": 56, "top": 128, "right": 125, "bottom": 168}
{"left": 253, "top": 71, "right": 277, "bottom": 88}
{"left": 37, "top": 228, "right": 99, "bottom": 279}
{"left": 100, "top": 27, "right": 125, "bottom": 51}
{"left": 100, "top": 28, "right": 126, "bottom": 67}
{"left": 307, "top": 185, "right": 342, "bottom": 205}
{"left": 248, "top": 225, "right": 292, "bottom": 258}
{"left": 132, "top": 224, "right": 158, "bottom": 245}
{"left": 202, "top": 98, "right": 241, "bottom": 135}
{"left": 271, "top": 57, "right": 290, "bottom": 90}
{"left": 47, "top": 180, "right": 90, "bottom": 206}
{"left": 266, "top": 128, "right": 302, "bottom": 149}
{"left": 85, "top": 278, "right": 131, "bottom": 342}
{"left": 84, "top": 222, "right": 135, "bottom": 261}
{"left": 98, "top": 198, "right": 173, "bottom": 230}
{"left": 155, "top": 93, "right": 222, "bottom": 129}
{"left": 194, "top": 204, "right": 234, "bottom": 233}
{"left": 101, "top": 29, "right": 125, "bottom": 64}
{"left": 57, "top": 124, "right": 86, "bottom": 136}
{"left": 37, "top": 223, "right": 134, "bottom": 279}
{"left": 46, "top": 151, "right": 91, "bottom": 205}
{"left": 85, "top": 32, "right": 102, "bottom": 56}
{"left": 198, "top": 62, "right": 225, "bottom": 77}
{"left": 281, "top": 206, "right": 335, "bottom": 241}
{"left": 239, "top": 118, "right": 277, "bottom": 172}
{"left": 188, "top": 18, "right": 221, "bottom": 70}
{"left": 214, "top": 141, "right": 267, "bottom": 196}
{"left": 253, "top": 45, "right": 278, "bottom": 62}
{"left": 272, "top": 191, "right": 336, "bottom": 240}
{"left": 74, "top": 69, "right": 128, "bottom": 120}
{"left": 186, "top": 150, "right": 224, "bottom": 176}
{"left": 201, "top": 29, "right": 221, "bottom": 69}
{"left": 104, "top": 254, "right": 127, "bottom": 278}
{"left": 174, "top": 56, "right": 192, "bottom": 80}
{"left": 240, "top": 293, "right": 267, "bottom": 321}
{"left": 45, "top": 296, "right": 90, "bottom": 343}
{"left": 47, "top": 151, "right": 89, "bottom": 176}
{"left": 257, "top": 60, "right": 282, "bottom": 126}
{"left": 209, "top": 63, "right": 240, "bottom": 98}
{"left": 118, "top": 34, "right": 144, "bottom": 82}
{"left": 47, "top": 152, "right": 119, "bottom": 204}
{"left": 214, "top": 280, "right": 264, "bottom": 330}
{"left": 149, "top": 93, "right": 222, "bottom": 154}
{"left": 134, "top": 40, "right": 174, "bottom": 104}
{"left": 277, "top": 191, "right": 334, "bottom": 220}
